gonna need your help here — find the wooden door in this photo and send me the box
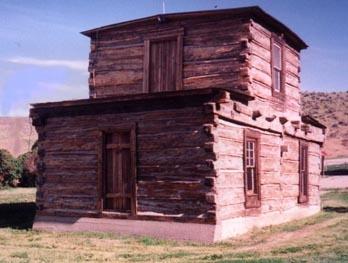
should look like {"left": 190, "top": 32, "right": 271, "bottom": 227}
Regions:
{"left": 149, "top": 38, "right": 177, "bottom": 93}
{"left": 103, "top": 129, "right": 135, "bottom": 213}
{"left": 298, "top": 143, "right": 309, "bottom": 203}
{"left": 143, "top": 32, "right": 183, "bottom": 93}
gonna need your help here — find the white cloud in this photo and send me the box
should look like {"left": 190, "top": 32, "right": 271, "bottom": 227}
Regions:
{"left": 6, "top": 57, "right": 88, "bottom": 71}
{"left": 2, "top": 81, "right": 88, "bottom": 117}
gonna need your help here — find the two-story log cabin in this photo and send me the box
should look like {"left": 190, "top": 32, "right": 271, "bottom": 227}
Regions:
{"left": 30, "top": 6, "right": 325, "bottom": 242}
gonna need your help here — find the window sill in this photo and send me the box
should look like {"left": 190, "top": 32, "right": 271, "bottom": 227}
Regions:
{"left": 298, "top": 195, "right": 309, "bottom": 204}
{"left": 272, "top": 90, "right": 286, "bottom": 100}
{"left": 245, "top": 195, "right": 261, "bottom": 209}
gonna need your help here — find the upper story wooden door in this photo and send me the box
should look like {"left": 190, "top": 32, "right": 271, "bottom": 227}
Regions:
{"left": 149, "top": 38, "right": 177, "bottom": 92}
{"left": 143, "top": 31, "right": 183, "bottom": 93}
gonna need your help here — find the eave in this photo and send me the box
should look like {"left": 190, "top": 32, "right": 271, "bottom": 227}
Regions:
{"left": 30, "top": 88, "right": 253, "bottom": 121}
{"left": 80, "top": 6, "right": 308, "bottom": 51}
{"left": 301, "top": 115, "right": 327, "bottom": 130}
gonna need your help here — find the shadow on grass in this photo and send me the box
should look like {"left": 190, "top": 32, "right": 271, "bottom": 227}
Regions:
{"left": 0, "top": 202, "right": 36, "bottom": 229}
{"left": 323, "top": 206, "right": 348, "bottom": 213}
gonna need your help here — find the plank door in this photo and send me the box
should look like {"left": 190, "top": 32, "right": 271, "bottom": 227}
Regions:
{"left": 149, "top": 38, "right": 177, "bottom": 93}
{"left": 103, "top": 130, "right": 135, "bottom": 213}
{"left": 298, "top": 143, "right": 309, "bottom": 203}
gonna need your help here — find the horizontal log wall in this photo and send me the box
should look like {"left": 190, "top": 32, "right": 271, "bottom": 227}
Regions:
{"left": 214, "top": 117, "right": 321, "bottom": 222}
{"left": 89, "top": 17, "right": 303, "bottom": 119}
{"left": 88, "top": 16, "right": 250, "bottom": 97}
{"left": 248, "top": 20, "right": 302, "bottom": 119}
{"left": 281, "top": 136, "right": 321, "bottom": 208}
{"left": 35, "top": 106, "right": 217, "bottom": 223}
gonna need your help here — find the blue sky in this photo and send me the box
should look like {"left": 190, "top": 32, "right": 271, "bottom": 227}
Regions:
{"left": 1, "top": 0, "right": 347, "bottom": 116}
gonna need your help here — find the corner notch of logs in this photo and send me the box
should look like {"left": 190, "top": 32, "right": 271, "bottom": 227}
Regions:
{"left": 265, "top": 114, "right": 276, "bottom": 122}
{"left": 252, "top": 110, "right": 262, "bottom": 120}
{"left": 301, "top": 124, "right": 312, "bottom": 134}
{"left": 279, "top": 116, "right": 288, "bottom": 125}
{"left": 291, "top": 120, "right": 300, "bottom": 130}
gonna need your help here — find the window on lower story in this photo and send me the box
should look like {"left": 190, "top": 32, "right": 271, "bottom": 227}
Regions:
{"left": 298, "top": 142, "right": 309, "bottom": 203}
{"left": 271, "top": 37, "right": 284, "bottom": 95}
{"left": 244, "top": 130, "right": 261, "bottom": 208}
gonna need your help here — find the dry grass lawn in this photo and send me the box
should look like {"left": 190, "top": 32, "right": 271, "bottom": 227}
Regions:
{"left": 0, "top": 187, "right": 347, "bottom": 262}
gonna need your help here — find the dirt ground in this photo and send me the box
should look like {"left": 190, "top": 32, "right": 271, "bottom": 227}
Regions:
{"left": 321, "top": 175, "right": 348, "bottom": 189}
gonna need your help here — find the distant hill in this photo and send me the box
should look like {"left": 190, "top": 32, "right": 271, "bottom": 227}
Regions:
{"left": 301, "top": 91, "right": 348, "bottom": 158}
{"left": 0, "top": 117, "right": 37, "bottom": 157}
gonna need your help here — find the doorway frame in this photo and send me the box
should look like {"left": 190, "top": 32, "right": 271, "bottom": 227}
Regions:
{"left": 97, "top": 123, "right": 137, "bottom": 215}
{"left": 298, "top": 140, "right": 309, "bottom": 204}
{"left": 143, "top": 28, "right": 184, "bottom": 93}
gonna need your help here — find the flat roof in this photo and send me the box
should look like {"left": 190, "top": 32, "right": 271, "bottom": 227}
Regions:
{"left": 81, "top": 6, "right": 307, "bottom": 50}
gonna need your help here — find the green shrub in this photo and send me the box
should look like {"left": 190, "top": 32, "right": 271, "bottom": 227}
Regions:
{"left": 0, "top": 149, "right": 20, "bottom": 186}
{"left": 0, "top": 148, "right": 37, "bottom": 187}
{"left": 17, "top": 151, "right": 37, "bottom": 187}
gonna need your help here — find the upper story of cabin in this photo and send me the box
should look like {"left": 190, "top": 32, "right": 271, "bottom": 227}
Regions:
{"left": 82, "top": 6, "right": 307, "bottom": 117}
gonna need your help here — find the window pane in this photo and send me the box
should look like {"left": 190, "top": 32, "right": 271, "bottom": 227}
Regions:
{"left": 247, "top": 168, "right": 253, "bottom": 191}
{"left": 272, "top": 43, "right": 282, "bottom": 69}
{"left": 245, "top": 136, "right": 259, "bottom": 198}
{"left": 273, "top": 69, "right": 281, "bottom": 92}
{"left": 253, "top": 169, "right": 258, "bottom": 194}
{"left": 246, "top": 140, "right": 255, "bottom": 167}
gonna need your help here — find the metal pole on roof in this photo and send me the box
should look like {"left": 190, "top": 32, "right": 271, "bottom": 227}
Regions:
{"left": 162, "top": 1, "right": 166, "bottom": 14}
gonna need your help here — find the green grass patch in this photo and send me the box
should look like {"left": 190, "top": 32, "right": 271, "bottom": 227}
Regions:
{"left": 10, "top": 251, "right": 28, "bottom": 259}
{"left": 271, "top": 244, "right": 321, "bottom": 255}
{"left": 322, "top": 189, "right": 348, "bottom": 203}
{"left": 0, "top": 188, "right": 347, "bottom": 262}
{"left": 159, "top": 251, "right": 193, "bottom": 260}
{"left": 138, "top": 236, "right": 176, "bottom": 246}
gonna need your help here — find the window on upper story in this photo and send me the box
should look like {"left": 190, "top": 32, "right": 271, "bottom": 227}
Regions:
{"left": 271, "top": 37, "right": 284, "bottom": 96}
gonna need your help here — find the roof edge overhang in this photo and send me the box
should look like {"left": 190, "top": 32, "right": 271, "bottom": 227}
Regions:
{"left": 301, "top": 115, "right": 327, "bottom": 130}
{"left": 30, "top": 88, "right": 253, "bottom": 119}
{"left": 80, "top": 6, "right": 308, "bottom": 50}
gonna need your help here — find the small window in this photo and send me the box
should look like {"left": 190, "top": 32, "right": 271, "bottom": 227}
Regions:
{"left": 271, "top": 38, "right": 284, "bottom": 95}
{"left": 244, "top": 130, "right": 261, "bottom": 208}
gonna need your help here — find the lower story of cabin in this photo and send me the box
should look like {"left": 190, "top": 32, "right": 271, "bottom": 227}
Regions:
{"left": 30, "top": 89, "right": 324, "bottom": 242}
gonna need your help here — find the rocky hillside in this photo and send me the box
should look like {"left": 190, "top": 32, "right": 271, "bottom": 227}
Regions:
{"left": 301, "top": 91, "right": 348, "bottom": 158}
{"left": 0, "top": 117, "right": 37, "bottom": 157}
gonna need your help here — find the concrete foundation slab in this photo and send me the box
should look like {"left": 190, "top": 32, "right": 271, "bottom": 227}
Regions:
{"left": 33, "top": 205, "right": 320, "bottom": 243}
